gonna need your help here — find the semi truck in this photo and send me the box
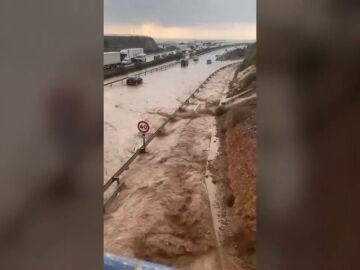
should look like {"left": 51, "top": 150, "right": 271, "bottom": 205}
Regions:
{"left": 104, "top": 49, "right": 145, "bottom": 68}
{"left": 120, "top": 48, "right": 144, "bottom": 62}
{"left": 104, "top": 52, "right": 121, "bottom": 69}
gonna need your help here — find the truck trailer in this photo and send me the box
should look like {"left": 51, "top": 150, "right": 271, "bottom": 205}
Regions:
{"left": 120, "top": 48, "right": 144, "bottom": 62}
{"left": 104, "top": 52, "right": 121, "bottom": 68}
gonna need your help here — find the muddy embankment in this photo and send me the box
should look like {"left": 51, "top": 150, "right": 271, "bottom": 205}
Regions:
{"left": 212, "top": 64, "right": 256, "bottom": 270}
{"left": 217, "top": 48, "right": 246, "bottom": 61}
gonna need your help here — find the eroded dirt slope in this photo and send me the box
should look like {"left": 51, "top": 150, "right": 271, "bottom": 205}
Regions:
{"left": 212, "top": 64, "right": 256, "bottom": 270}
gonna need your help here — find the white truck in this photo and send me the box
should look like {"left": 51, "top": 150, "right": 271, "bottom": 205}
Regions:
{"left": 120, "top": 48, "right": 145, "bottom": 63}
{"left": 132, "top": 53, "right": 147, "bottom": 63}
{"left": 104, "top": 52, "right": 121, "bottom": 68}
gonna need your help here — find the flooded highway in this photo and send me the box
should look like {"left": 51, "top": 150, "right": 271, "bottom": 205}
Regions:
{"left": 104, "top": 47, "right": 241, "bottom": 181}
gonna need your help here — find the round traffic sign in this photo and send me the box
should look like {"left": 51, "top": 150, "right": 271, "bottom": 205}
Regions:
{"left": 137, "top": 120, "right": 150, "bottom": 133}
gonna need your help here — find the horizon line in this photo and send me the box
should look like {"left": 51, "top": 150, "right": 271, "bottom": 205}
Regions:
{"left": 104, "top": 34, "right": 256, "bottom": 42}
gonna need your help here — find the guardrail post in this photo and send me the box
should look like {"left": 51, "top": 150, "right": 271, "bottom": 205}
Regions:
{"left": 113, "top": 176, "right": 120, "bottom": 185}
{"left": 140, "top": 134, "right": 146, "bottom": 153}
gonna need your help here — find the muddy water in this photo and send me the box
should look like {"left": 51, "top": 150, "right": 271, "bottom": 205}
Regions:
{"left": 104, "top": 66, "right": 236, "bottom": 269}
{"left": 104, "top": 47, "right": 239, "bottom": 181}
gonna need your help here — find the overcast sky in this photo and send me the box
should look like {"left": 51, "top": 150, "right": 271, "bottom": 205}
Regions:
{"left": 104, "top": 0, "right": 256, "bottom": 40}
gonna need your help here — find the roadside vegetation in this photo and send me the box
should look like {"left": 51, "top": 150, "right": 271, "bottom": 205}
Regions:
{"left": 234, "top": 43, "right": 256, "bottom": 79}
{"left": 104, "top": 35, "right": 161, "bottom": 53}
{"left": 217, "top": 48, "right": 246, "bottom": 61}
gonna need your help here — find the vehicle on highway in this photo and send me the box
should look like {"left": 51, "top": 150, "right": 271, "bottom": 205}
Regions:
{"left": 193, "top": 56, "right": 199, "bottom": 62}
{"left": 207, "top": 59, "right": 212, "bottom": 64}
{"left": 121, "top": 57, "right": 132, "bottom": 65}
{"left": 181, "top": 59, "right": 189, "bottom": 67}
{"left": 126, "top": 76, "right": 143, "bottom": 86}
{"left": 104, "top": 48, "right": 145, "bottom": 68}
{"left": 120, "top": 48, "right": 144, "bottom": 61}
{"left": 132, "top": 53, "right": 147, "bottom": 63}
{"left": 104, "top": 52, "right": 121, "bottom": 69}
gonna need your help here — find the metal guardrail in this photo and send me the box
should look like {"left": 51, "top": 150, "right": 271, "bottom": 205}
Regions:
{"left": 104, "top": 61, "right": 179, "bottom": 87}
{"left": 103, "top": 62, "right": 241, "bottom": 209}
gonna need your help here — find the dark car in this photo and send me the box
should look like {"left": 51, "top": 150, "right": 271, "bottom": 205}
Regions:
{"left": 126, "top": 76, "right": 143, "bottom": 86}
{"left": 180, "top": 59, "right": 189, "bottom": 67}
{"left": 207, "top": 59, "right": 212, "bottom": 64}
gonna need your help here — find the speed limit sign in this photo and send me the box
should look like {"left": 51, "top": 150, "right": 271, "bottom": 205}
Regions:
{"left": 137, "top": 120, "right": 150, "bottom": 133}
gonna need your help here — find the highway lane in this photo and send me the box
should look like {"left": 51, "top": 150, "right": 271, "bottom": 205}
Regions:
{"left": 104, "top": 46, "right": 241, "bottom": 181}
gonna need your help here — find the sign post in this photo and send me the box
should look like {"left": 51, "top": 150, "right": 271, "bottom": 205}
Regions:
{"left": 137, "top": 120, "right": 150, "bottom": 153}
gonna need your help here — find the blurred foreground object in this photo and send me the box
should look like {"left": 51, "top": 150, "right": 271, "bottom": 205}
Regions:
{"left": 258, "top": 0, "right": 360, "bottom": 269}
{"left": 104, "top": 253, "right": 174, "bottom": 270}
{"left": 0, "top": 0, "right": 103, "bottom": 268}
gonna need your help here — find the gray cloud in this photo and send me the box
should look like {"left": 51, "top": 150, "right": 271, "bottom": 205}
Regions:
{"left": 104, "top": 0, "right": 256, "bottom": 27}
